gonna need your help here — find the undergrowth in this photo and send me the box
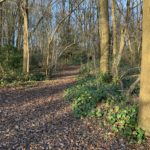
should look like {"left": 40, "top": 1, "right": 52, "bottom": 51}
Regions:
{"left": 0, "top": 71, "right": 46, "bottom": 87}
{"left": 0, "top": 45, "right": 46, "bottom": 87}
{"left": 64, "top": 66, "right": 145, "bottom": 143}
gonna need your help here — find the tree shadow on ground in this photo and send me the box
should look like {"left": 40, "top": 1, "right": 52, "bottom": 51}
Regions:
{"left": 1, "top": 107, "right": 108, "bottom": 150}
{"left": 0, "top": 66, "right": 149, "bottom": 150}
{"left": 0, "top": 66, "right": 82, "bottom": 149}
{"left": 0, "top": 66, "right": 79, "bottom": 106}
{"left": 0, "top": 81, "right": 76, "bottom": 106}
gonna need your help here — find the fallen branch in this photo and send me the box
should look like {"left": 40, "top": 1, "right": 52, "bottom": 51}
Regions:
{"left": 126, "top": 77, "right": 140, "bottom": 97}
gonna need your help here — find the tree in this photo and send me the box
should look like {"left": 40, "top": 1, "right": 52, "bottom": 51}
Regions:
{"left": 0, "top": 2, "right": 3, "bottom": 47}
{"left": 99, "top": 0, "right": 110, "bottom": 74}
{"left": 139, "top": 0, "right": 150, "bottom": 136}
{"left": 21, "top": 0, "right": 29, "bottom": 73}
{"left": 111, "top": 0, "right": 118, "bottom": 76}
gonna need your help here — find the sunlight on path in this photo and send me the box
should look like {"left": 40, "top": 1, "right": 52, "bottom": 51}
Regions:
{"left": 0, "top": 66, "right": 146, "bottom": 150}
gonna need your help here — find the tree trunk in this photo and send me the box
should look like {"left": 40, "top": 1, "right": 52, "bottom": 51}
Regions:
{"left": 112, "top": 0, "right": 117, "bottom": 57}
{"left": 99, "top": 0, "right": 110, "bottom": 74}
{"left": 114, "top": 27, "right": 125, "bottom": 77}
{"left": 21, "top": 0, "right": 29, "bottom": 74}
{"left": 139, "top": 0, "right": 150, "bottom": 136}
{"left": 16, "top": 3, "right": 23, "bottom": 50}
{"left": 111, "top": 0, "right": 118, "bottom": 76}
{"left": 0, "top": 2, "right": 3, "bottom": 47}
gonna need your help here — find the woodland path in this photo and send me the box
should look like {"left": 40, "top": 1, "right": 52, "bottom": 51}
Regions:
{"left": 0, "top": 66, "right": 149, "bottom": 150}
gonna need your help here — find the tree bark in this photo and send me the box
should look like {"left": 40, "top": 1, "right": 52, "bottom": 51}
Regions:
{"left": 112, "top": 0, "right": 117, "bottom": 57}
{"left": 99, "top": 0, "right": 110, "bottom": 74}
{"left": 0, "top": 2, "right": 3, "bottom": 47}
{"left": 21, "top": 0, "right": 29, "bottom": 74}
{"left": 111, "top": 0, "right": 118, "bottom": 76}
{"left": 139, "top": 0, "right": 150, "bottom": 136}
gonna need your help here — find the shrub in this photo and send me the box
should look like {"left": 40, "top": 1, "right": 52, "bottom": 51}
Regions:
{"left": 105, "top": 98, "right": 145, "bottom": 143}
{"left": 0, "top": 71, "right": 46, "bottom": 87}
{"left": 0, "top": 45, "right": 46, "bottom": 87}
{"left": 0, "top": 45, "right": 22, "bottom": 71}
{"left": 64, "top": 72, "right": 145, "bottom": 143}
{"left": 64, "top": 73, "right": 120, "bottom": 118}
{"left": 72, "top": 89, "right": 99, "bottom": 118}
{"left": 29, "top": 72, "right": 46, "bottom": 81}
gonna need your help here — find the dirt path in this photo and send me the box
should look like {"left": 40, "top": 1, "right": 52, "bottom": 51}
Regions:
{"left": 0, "top": 66, "right": 149, "bottom": 150}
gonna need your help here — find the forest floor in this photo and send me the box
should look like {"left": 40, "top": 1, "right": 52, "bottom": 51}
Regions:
{"left": 0, "top": 66, "right": 150, "bottom": 150}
